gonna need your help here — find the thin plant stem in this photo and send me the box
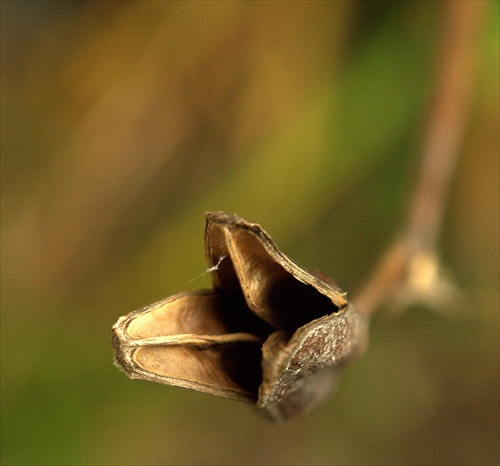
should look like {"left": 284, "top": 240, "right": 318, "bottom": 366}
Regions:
{"left": 354, "top": 0, "right": 487, "bottom": 316}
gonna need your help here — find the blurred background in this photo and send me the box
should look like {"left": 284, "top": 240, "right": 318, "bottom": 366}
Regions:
{"left": 1, "top": 1, "right": 498, "bottom": 465}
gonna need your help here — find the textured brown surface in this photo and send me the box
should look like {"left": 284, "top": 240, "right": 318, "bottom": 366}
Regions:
{"left": 113, "top": 212, "right": 368, "bottom": 421}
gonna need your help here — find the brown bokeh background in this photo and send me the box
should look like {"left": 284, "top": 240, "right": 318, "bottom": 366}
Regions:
{"left": 1, "top": 1, "right": 498, "bottom": 465}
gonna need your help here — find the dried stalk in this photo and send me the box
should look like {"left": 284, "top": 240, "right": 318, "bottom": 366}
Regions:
{"left": 353, "top": 0, "right": 486, "bottom": 315}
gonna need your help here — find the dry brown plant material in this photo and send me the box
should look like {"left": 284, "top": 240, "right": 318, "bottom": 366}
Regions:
{"left": 112, "top": 1, "right": 485, "bottom": 424}
{"left": 112, "top": 212, "right": 368, "bottom": 422}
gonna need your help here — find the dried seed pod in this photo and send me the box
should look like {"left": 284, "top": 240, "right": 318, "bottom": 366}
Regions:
{"left": 112, "top": 212, "right": 369, "bottom": 421}
{"left": 112, "top": 289, "right": 263, "bottom": 401}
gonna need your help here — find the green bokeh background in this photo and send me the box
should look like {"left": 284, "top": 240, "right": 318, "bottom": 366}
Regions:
{"left": 1, "top": 1, "right": 498, "bottom": 465}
